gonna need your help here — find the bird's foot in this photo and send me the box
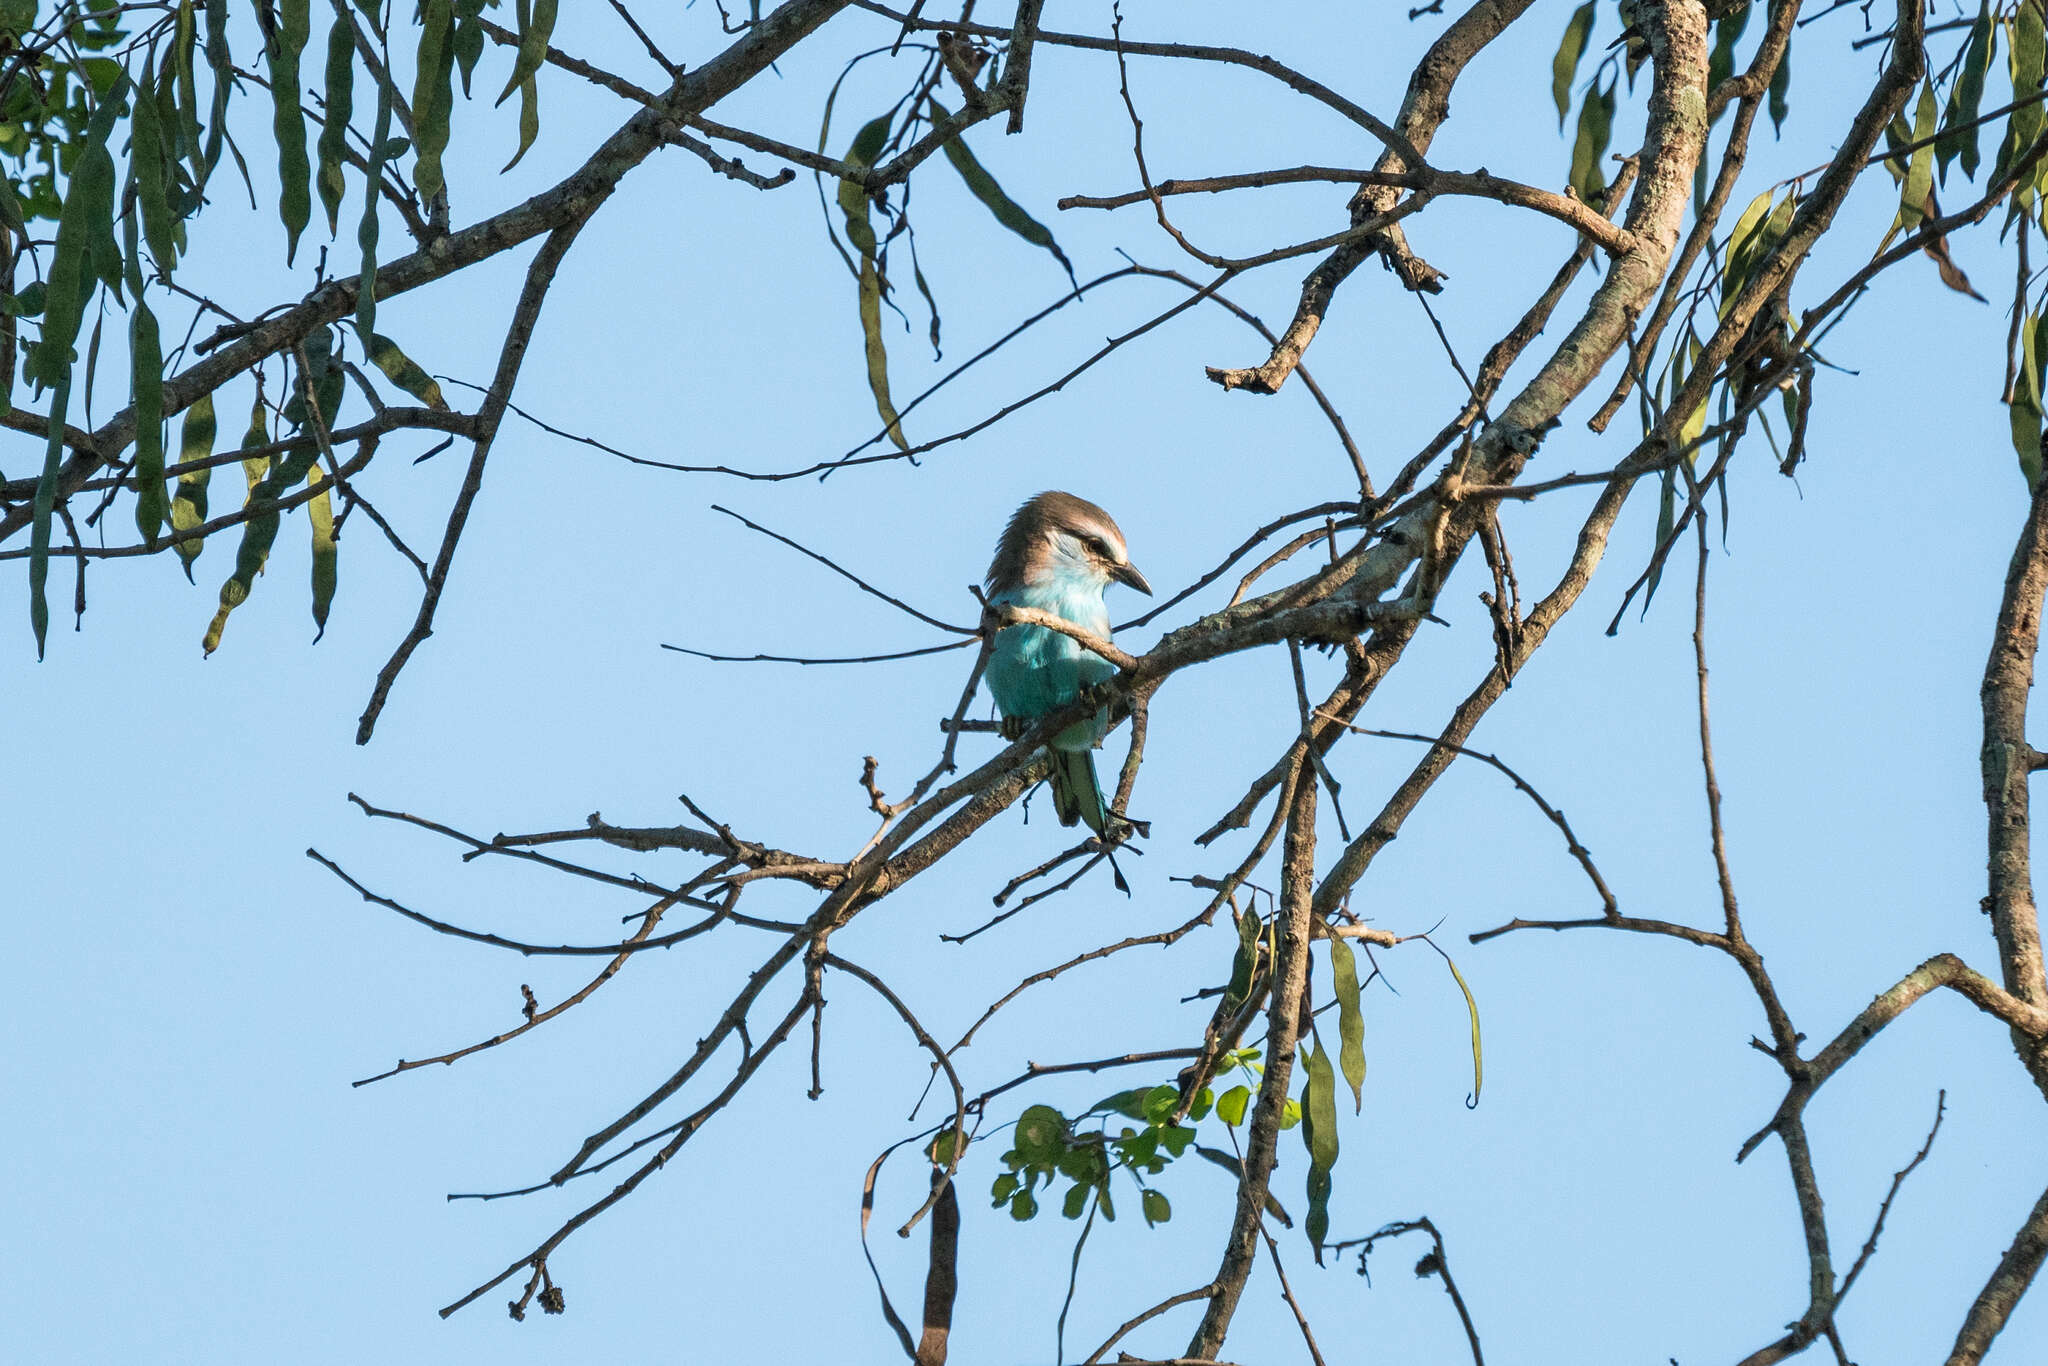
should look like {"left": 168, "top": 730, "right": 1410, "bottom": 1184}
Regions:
{"left": 998, "top": 715, "right": 1030, "bottom": 742}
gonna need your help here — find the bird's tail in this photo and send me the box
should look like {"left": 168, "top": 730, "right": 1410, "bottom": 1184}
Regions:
{"left": 1048, "top": 747, "right": 1108, "bottom": 835}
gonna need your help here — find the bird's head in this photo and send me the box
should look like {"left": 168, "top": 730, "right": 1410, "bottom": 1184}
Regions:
{"left": 987, "top": 491, "right": 1153, "bottom": 597}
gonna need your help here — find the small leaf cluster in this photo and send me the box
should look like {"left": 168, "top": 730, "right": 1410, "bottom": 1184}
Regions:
{"left": 989, "top": 1083, "right": 1211, "bottom": 1229}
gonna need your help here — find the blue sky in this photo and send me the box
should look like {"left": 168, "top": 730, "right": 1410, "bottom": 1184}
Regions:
{"left": 8, "top": 4, "right": 2047, "bottom": 1363}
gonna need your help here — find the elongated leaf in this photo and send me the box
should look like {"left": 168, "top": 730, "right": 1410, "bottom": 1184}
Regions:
{"left": 2013, "top": 309, "right": 2045, "bottom": 486}
{"left": 1444, "top": 953, "right": 1484, "bottom": 1106}
{"left": 1898, "top": 82, "right": 1938, "bottom": 234}
{"left": 131, "top": 301, "right": 165, "bottom": 548}
{"left": 317, "top": 14, "right": 354, "bottom": 233}
{"left": 931, "top": 99, "right": 1073, "bottom": 283}
{"left": 1569, "top": 76, "right": 1615, "bottom": 205}
{"left": 2004, "top": 2, "right": 2048, "bottom": 199}
{"left": 365, "top": 332, "right": 446, "bottom": 407}
{"left": 1329, "top": 938, "right": 1366, "bottom": 1114}
{"left": 1552, "top": 2, "right": 1597, "bottom": 129}
{"left": 309, "top": 461, "right": 335, "bottom": 637}
{"left": 269, "top": 0, "right": 311, "bottom": 263}
{"left": 496, "top": 0, "right": 558, "bottom": 105}
{"left": 1721, "top": 189, "right": 1776, "bottom": 308}
{"left": 1940, "top": 3, "right": 1995, "bottom": 182}
{"left": 412, "top": 0, "right": 456, "bottom": 204}
{"left": 171, "top": 389, "right": 215, "bottom": 579}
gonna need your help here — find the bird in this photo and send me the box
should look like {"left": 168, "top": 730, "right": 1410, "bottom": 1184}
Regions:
{"left": 983, "top": 491, "right": 1152, "bottom": 835}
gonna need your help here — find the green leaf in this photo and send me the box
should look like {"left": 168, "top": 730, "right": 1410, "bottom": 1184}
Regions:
{"left": 1329, "top": 938, "right": 1366, "bottom": 1113}
{"left": 1139, "top": 1084, "right": 1179, "bottom": 1126}
{"left": 1097, "top": 1088, "right": 1151, "bottom": 1121}
{"left": 316, "top": 14, "right": 355, "bottom": 234}
{"left": 1116, "top": 1127, "right": 1160, "bottom": 1171}
{"left": 1061, "top": 1182, "right": 1089, "bottom": 1220}
{"left": 989, "top": 1172, "right": 1019, "bottom": 1205}
{"left": 1720, "top": 188, "right": 1776, "bottom": 313}
{"left": 2012, "top": 309, "right": 2045, "bottom": 486}
{"left": 1214, "top": 1084, "right": 1250, "bottom": 1127}
{"left": 1012, "top": 1105, "right": 1068, "bottom": 1165}
{"left": 2006, "top": 2, "right": 2048, "bottom": 198}
{"left": 1551, "top": 2, "right": 1597, "bottom": 129}
{"left": 170, "top": 390, "right": 216, "bottom": 578}
{"left": 308, "top": 460, "right": 335, "bottom": 637}
{"left": 931, "top": 99, "right": 1074, "bottom": 283}
{"left": 130, "top": 300, "right": 165, "bottom": 548}
{"left": 1140, "top": 1189, "right": 1170, "bottom": 1227}
{"left": 1568, "top": 75, "right": 1616, "bottom": 205}
{"left": 1008, "top": 1188, "right": 1037, "bottom": 1221}
{"left": 365, "top": 332, "right": 446, "bottom": 408}
{"left": 1444, "top": 952, "right": 1484, "bottom": 1106}
{"left": 411, "top": 0, "right": 456, "bottom": 204}
{"left": 269, "top": 0, "right": 311, "bottom": 264}
{"left": 1898, "top": 81, "right": 1938, "bottom": 234}
{"left": 1940, "top": 3, "right": 1995, "bottom": 182}
{"left": 496, "top": 0, "right": 557, "bottom": 105}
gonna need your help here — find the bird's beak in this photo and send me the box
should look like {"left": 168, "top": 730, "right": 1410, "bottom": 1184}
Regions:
{"left": 1113, "top": 561, "right": 1154, "bottom": 596}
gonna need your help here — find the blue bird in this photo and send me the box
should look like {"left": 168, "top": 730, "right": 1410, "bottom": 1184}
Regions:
{"left": 984, "top": 491, "right": 1152, "bottom": 834}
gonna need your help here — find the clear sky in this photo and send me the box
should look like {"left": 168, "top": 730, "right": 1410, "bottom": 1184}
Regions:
{"left": 8, "top": 4, "right": 2046, "bottom": 1363}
